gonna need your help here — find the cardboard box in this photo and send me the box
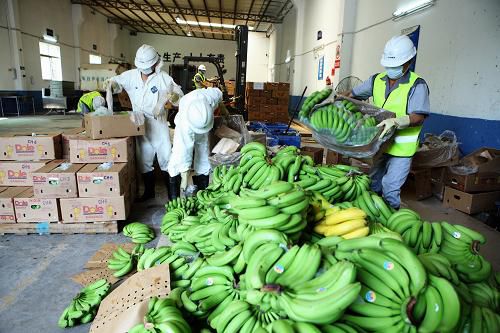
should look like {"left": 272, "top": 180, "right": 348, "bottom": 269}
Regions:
{"left": 301, "top": 146, "right": 324, "bottom": 165}
{"left": 249, "top": 131, "right": 267, "bottom": 146}
{"left": 272, "top": 90, "right": 289, "bottom": 99}
{"left": 246, "top": 89, "right": 261, "bottom": 97}
{"left": 277, "top": 97, "right": 289, "bottom": 106}
{"left": 246, "top": 82, "right": 265, "bottom": 91}
{"left": 264, "top": 97, "right": 277, "bottom": 105}
{"left": 261, "top": 90, "right": 273, "bottom": 98}
{"left": 14, "top": 188, "right": 59, "bottom": 222}
{"left": 77, "top": 163, "right": 128, "bottom": 197}
{"left": 32, "top": 160, "right": 85, "bottom": 198}
{"left": 443, "top": 186, "right": 500, "bottom": 214}
{"left": 461, "top": 147, "right": 500, "bottom": 173}
{"left": 278, "top": 82, "right": 290, "bottom": 91}
{"left": 246, "top": 96, "right": 266, "bottom": 106}
{"left": 264, "top": 82, "right": 280, "bottom": 91}
{"left": 61, "top": 128, "right": 85, "bottom": 159}
{"left": 84, "top": 113, "right": 145, "bottom": 139}
{"left": 404, "top": 169, "right": 432, "bottom": 200}
{"left": 445, "top": 170, "right": 500, "bottom": 193}
{"left": 432, "top": 182, "right": 445, "bottom": 201}
{"left": 0, "top": 161, "right": 48, "bottom": 186}
{"left": 69, "top": 136, "right": 134, "bottom": 163}
{"left": 430, "top": 167, "right": 447, "bottom": 200}
{"left": 274, "top": 105, "right": 289, "bottom": 114}
{"left": 0, "top": 187, "right": 28, "bottom": 223}
{"left": 0, "top": 132, "right": 62, "bottom": 161}
{"left": 60, "top": 196, "right": 129, "bottom": 222}
{"left": 247, "top": 105, "right": 259, "bottom": 114}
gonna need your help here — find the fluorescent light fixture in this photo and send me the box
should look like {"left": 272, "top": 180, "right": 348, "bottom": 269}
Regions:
{"left": 393, "top": 0, "right": 435, "bottom": 19}
{"left": 43, "top": 34, "right": 58, "bottom": 43}
{"left": 176, "top": 16, "right": 253, "bottom": 30}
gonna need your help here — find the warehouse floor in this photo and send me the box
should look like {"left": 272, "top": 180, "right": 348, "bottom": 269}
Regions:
{"left": 0, "top": 115, "right": 499, "bottom": 332}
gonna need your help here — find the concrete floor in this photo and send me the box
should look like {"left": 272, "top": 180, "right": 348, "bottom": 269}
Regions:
{"left": 0, "top": 115, "right": 499, "bottom": 332}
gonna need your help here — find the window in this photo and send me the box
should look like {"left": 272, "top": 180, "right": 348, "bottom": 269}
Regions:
{"left": 39, "top": 41, "right": 62, "bottom": 81}
{"left": 89, "top": 54, "right": 102, "bottom": 64}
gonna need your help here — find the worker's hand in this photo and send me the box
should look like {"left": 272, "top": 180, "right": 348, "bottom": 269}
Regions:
{"left": 167, "top": 92, "right": 180, "bottom": 106}
{"left": 376, "top": 115, "right": 410, "bottom": 139}
{"left": 103, "top": 79, "right": 121, "bottom": 94}
{"left": 180, "top": 171, "right": 189, "bottom": 191}
{"left": 130, "top": 111, "right": 145, "bottom": 126}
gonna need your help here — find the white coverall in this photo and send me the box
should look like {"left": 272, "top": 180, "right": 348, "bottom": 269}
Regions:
{"left": 168, "top": 88, "right": 222, "bottom": 177}
{"left": 111, "top": 69, "right": 183, "bottom": 173}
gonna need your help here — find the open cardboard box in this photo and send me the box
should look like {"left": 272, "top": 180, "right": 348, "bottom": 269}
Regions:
{"left": 0, "top": 132, "right": 62, "bottom": 161}
{"left": 84, "top": 113, "right": 145, "bottom": 139}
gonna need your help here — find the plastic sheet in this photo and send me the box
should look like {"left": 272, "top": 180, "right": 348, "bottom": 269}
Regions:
{"left": 413, "top": 130, "right": 460, "bottom": 168}
{"left": 209, "top": 152, "right": 242, "bottom": 168}
{"left": 298, "top": 95, "right": 396, "bottom": 158}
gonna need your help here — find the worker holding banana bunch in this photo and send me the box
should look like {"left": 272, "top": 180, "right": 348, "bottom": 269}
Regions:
{"left": 347, "top": 35, "right": 430, "bottom": 209}
{"left": 104, "top": 44, "right": 184, "bottom": 202}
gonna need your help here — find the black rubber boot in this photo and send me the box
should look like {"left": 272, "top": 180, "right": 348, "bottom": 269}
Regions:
{"left": 137, "top": 171, "right": 155, "bottom": 202}
{"left": 192, "top": 174, "right": 210, "bottom": 191}
{"left": 168, "top": 174, "right": 181, "bottom": 200}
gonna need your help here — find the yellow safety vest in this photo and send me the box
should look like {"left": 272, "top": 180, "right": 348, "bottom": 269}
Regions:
{"left": 373, "top": 71, "right": 422, "bottom": 157}
{"left": 192, "top": 72, "right": 206, "bottom": 89}
{"left": 77, "top": 91, "right": 102, "bottom": 113}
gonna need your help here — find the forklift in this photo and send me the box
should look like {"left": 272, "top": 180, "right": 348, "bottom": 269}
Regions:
{"left": 175, "top": 25, "right": 248, "bottom": 119}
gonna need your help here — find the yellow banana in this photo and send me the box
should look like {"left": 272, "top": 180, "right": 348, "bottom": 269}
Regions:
{"left": 323, "top": 207, "right": 366, "bottom": 225}
{"left": 323, "top": 219, "right": 367, "bottom": 237}
{"left": 342, "top": 226, "right": 370, "bottom": 239}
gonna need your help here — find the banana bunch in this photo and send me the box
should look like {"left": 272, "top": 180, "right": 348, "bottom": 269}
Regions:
{"left": 181, "top": 265, "right": 246, "bottom": 318}
{"left": 235, "top": 182, "right": 309, "bottom": 235}
{"left": 165, "top": 215, "right": 202, "bottom": 242}
{"left": 353, "top": 192, "right": 393, "bottom": 224}
{"left": 161, "top": 207, "right": 188, "bottom": 234}
{"left": 468, "top": 282, "right": 500, "bottom": 311}
{"left": 107, "top": 244, "right": 144, "bottom": 278}
{"left": 123, "top": 222, "right": 155, "bottom": 244}
{"left": 295, "top": 177, "right": 342, "bottom": 203}
{"left": 385, "top": 209, "right": 443, "bottom": 254}
{"left": 58, "top": 279, "right": 111, "bottom": 328}
{"left": 196, "top": 189, "right": 228, "bottom": 208}
{"left": 298, "top": 88, "right": 332, "bottom": 119}
{"left": 317, "top": 165, "right": 371, "bottom": 202}
{"left": 269, "top": 320, "right": 364, "bottom": 333}
{"left": 459, "top": 305, "right": 500, "bottom": 333}
{"left": 418, "top": 253, "right": 460, "bottom": 285}
{"left": 128, "top": 297, "right": 191, "bottom": 333}
{"left": 165, "top": 196, "right": 198, "bottom": 215}
{"left": 314, "top": 207, "right": 369, "bottom": 239}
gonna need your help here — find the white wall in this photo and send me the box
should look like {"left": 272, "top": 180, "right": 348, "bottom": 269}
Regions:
{"left": 0, "top": 0, "right": 131, "bottom": 91}
{"left": 348, "top": 0, "right": 500, "bottom": 121}
{"left": 270, "top": 0, "right": 344, "bottom": 95}
{"left": 129, "top": 33, "right": 238, "bottom": 81}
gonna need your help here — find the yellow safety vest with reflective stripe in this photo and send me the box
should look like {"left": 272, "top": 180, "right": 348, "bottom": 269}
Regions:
{"left": 77, "top": 91, "right": 102, "bottom": 113}
{"left": 373, "top": 71, "right": 422, "bottom": 157}
{"left": 192, "top": 72, "right": 206, "bottom": 89}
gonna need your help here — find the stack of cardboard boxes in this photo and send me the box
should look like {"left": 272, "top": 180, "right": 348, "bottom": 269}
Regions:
{"left": 246, "top": 82, "right": 290, "bottom": 123}
{"left": 442, "top": 148, "right": 500, "bottom": 215}
{"left": 0, "top": 113, "right": 142, "bottom": 234}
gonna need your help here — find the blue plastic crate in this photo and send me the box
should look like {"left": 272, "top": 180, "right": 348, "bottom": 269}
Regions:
{"left": 266, "top": 135, "right": 279, "bottom": 146}
{"left": 247, "top": 121, "right": 268, "bottom": 132}
{"left": 265, "top": 122, "right": 289, "bottom": 131}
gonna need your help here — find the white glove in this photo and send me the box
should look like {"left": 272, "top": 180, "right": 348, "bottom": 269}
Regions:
{"left": 153, "top": 90, "right": 170, "bottom": 120}
{"left": 130, "top": 111, "right": 145, "bottom": 126}
{"left": 103, "top": 79, "right": 121, "bottom": 94}
{"left": 377, "top": 115, "right": 410, "bottom": 139}
{"left": 180, "top": 171, "right": 189, "bottom": 191}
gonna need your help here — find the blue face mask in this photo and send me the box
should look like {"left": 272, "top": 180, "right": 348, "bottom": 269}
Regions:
{"left": 386, "top": 66, "right": 404, "bottom": 79}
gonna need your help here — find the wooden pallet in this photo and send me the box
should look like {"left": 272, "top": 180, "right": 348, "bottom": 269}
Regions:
{"left": 0, "top": 221, "right": 118, "bottom": 235}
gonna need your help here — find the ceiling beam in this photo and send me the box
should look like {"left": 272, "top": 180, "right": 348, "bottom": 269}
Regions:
{"left": 186, "top": 0, "right": 208, "bottom": 39}
{"left": 129, "top": 0, "right": 167, "bottom": 34}
{"left": 71, "top": 0, "right": 283, "bottom": 24}
{"left": 244, "top": 0, "right": 256, "bottom": 26}
{"left": 157, "top": 0, "right": 187, "bottom": 37}
{"left": 201, "top": 0, "right": 215, "bottom": 39}
{"left": 141, "top": 0, "right": 177, "bottom": 35}
{"left": 104, "top": 0, "right": 157, "bottom": 33}
{"left": 255, "top": 0, "right": 273, "bottom": 31}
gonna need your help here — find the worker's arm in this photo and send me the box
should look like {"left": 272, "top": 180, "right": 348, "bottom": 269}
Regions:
{"left": 218, "top": 101, "right": 230, "bottom": 117}
{"left": 344, "top": 75, "right": 377, "bottom": 100}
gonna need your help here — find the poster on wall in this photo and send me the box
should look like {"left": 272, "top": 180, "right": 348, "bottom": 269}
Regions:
{"left": 318, "top": 56, "right": 324, "bottom": 80}
{"left": 401, "top": 25, "right": 420, "bottom": 72}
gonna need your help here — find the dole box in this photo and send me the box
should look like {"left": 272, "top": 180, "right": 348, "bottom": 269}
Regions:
{"left": 77, "top": 163, "right": 128, "bottom": 197}
{"left": 0, "top": 187, "right": 29, "bottom": 223}
{"left": 14, "top": 188, "right": 60, "bottom": 222}
{"left": 0, "top": 161, "right": 48, "bottom": 186}
{"left": 0, "top": 132, "right": 62, "bottom": 161}
{"left": 69, "top": 136, "right": 134, "bottom": 163}
{"left": 32, "top": 160, "right": 85, "bottom": 198}
{"left": 59, "top": 195, "right": 129, "bottom": 222}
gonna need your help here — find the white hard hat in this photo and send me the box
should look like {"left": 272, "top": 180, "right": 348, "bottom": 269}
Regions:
{"left": 198, "top": 64, "right": 206, "bottom": 71}
{"left": 135, "top": 44, "right": 159, "bottom": 70}
{"left": 380, "top": 35, "right": 416, "bottom": 67}
{"left": 92, "top": 95, "right": 105, "bottom": 110}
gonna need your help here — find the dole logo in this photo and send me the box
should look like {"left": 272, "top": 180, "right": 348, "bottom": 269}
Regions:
{"left": 33, "top": 175, "right": 47, "bottom": 183}
{"left": 0, "top": 215, "right": 15, "bottom": 221}
{"left": 8, "top": 169, "right": 27, "bottom": 180}
{"left": 78, "top": 175, "right": 92, "bottom": 183}
{"left": 83, "top": 205, "right": 104, "bottom": 215}
{"left": 14, "top": 200, "right": 28, "bottom": 207}
{"left": 15, "top": 144, "right": 35, "bottom": 153}
{"left": 88, "top": 146, "right": 108, "bottom": 156}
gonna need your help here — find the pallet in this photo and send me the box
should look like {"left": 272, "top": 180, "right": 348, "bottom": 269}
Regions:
{"left": 0, "top": 221, "right": 118, "bottom": 235}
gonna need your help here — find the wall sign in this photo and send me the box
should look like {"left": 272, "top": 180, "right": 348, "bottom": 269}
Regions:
{"left": 161, "top": 52, "right": 225, "bottom": 64}
{"left": 318, "top": 56, "right": 324, "bottom": 80}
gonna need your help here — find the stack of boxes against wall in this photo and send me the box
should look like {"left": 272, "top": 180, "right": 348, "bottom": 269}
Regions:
{"left": 0, "top": 113, "right": 142, "bottom": 228}
{"left": 246, "top": 82, "right": 290, "bottom": 123}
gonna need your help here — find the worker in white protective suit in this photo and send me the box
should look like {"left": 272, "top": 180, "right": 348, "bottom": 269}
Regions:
{"left": 104, "top": 44, "right": 184, "bottom": 201}
{"left": 168, "top": 87, "right": 227, "bottom": 197}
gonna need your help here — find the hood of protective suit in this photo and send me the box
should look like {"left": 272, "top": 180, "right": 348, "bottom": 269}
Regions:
{"left": 188, "top": 100, "right": 214, "bottom": 134}
{"left": 176, "top": 88, "right": 222, "bottom": 134}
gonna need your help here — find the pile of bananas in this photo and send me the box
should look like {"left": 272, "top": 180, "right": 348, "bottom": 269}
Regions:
{"left": 165, "top": 196, "right": 198, "bottom": 215}
{"left": 58, "top": 279, "right": 111, "bottom": 328}
{"left": 123, "top": 222, "right": 155, "bottom": 244}
{"left": 314, "top": 207, "right": 369, "bottom": 239}
{"left": 107, "top": 244, "right": 144, "bottom": 278}
{"left": 128, "top": 297, "right": 191, "bottom": 333}
{"left": 353, "top": 191, "right": 394, "bottom": 224}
